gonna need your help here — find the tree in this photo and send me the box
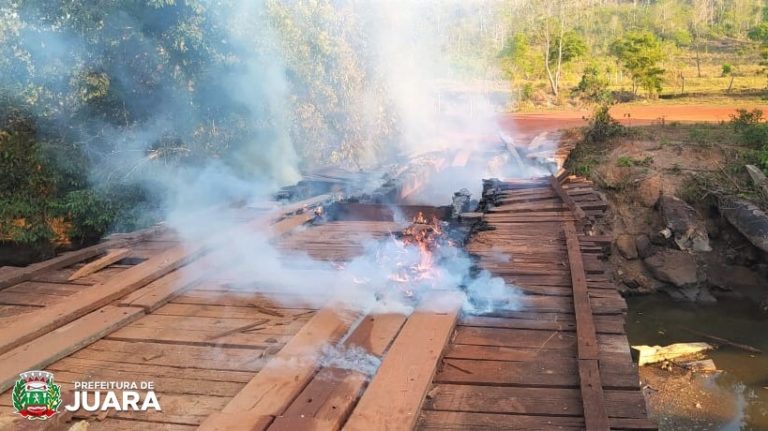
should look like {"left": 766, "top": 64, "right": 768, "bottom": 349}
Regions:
{"left": 722, "top": 63, "right": 735, "bottom": 92}
{"left": 532, "top": 1, "right": 573, "bottom": 97}
{"left": 574, "top": 65, "right": 610, "bottom": 103}
{"left": 748, "top": 22, "right": 768, "bottom": 84}
{"left": 498, "top": 33, "right": 534, "bottom": 81}
{"left": 610, "top": 31, "right": 666, "bottom": 96}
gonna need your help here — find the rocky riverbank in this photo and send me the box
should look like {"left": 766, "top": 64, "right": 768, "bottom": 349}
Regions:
{"left": 565, "top": 120, "right": 768, "bottom": 308}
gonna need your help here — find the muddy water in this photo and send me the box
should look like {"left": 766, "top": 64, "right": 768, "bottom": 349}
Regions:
{"left": 626, "top": 296, "right": 768, "bottom": 430}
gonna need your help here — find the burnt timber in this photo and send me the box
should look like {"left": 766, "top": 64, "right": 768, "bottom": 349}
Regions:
{"left": 0, "top": 175, "right": 655, "bottom": 431}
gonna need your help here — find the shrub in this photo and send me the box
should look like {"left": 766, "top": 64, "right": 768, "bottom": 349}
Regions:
{"left": 584, "top": 105, "right": 626, "bottom": 144}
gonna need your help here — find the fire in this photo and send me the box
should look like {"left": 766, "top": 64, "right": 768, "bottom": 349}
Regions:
{"left": 385, "top": 212, "right": 445, "bottom": 296}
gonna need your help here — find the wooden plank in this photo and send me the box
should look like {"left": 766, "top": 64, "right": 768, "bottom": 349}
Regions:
{"left": 273, "top": 313, "right": 407, "bottom": 430}
{"left": 564, "top": 221, "right": 599, "bottom": 360}
{"left": 197, "top": 304, "right": 360, "bottom": 431}
{"left": 68, "top": 339, "right": 266, "bottom": 372}
{"left": 0, "top": 305, "right": 145, "bottom": 392}
{"left": 434, "top": 358, "right": 638, "bottom": 390}
{"left": 550, "top": 175, "right": 586, "bottom": 220}
{"left": 68, "top": 248, "right": 131, "bottom": 280}
{"left": 564, "top": 220, "right": 610, "bottom": 430}
{"left": 343, "top": 293, "right": 462, "bottom": 431}
{"left": 0, "top": 243, "right": 205, "bottom": 354}
{"left": 418, "top": 410, "right": 584, "bottom": 430}
{"left": 579, "top": 359, "right": 610, "bottom": 430}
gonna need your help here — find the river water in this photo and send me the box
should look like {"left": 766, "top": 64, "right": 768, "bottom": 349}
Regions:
{"left": 626, "top": 296, "right": 768, "bottom": 430}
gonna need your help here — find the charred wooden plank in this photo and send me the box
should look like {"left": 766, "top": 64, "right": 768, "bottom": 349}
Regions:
{"left": 343, "top": 292, "right": 462, "bottom": 431}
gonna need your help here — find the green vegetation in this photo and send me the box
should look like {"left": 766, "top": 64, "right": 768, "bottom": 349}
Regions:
{"left": 497, "top": 0, "right": 768, "bottom": 108}
{"left": 617, "top": 155, "right": 654, "bottom": 168}
{"left": 584, "top": 105, "right": 627, "bottom": 144}
{"left": 2, "top": 0, "right": 768, "bottom": 258}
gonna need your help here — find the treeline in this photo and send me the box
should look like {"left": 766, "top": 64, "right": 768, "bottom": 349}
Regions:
{"left": 0, "top": 1, "right": 406, "bottom": 251}
{"left": 2, "top": 0, "right": 768, "bottom": 254}
{"left": 492, "top": 0, "right": 768, "bottom": 103}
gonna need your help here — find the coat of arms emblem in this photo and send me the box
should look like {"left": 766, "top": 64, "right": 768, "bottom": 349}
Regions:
{"left": 12, "top": 371, "right": 62, "bottom": 420}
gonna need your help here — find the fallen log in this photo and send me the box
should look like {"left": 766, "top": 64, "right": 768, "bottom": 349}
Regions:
{"left": 632, "top": 342, "right": 714, "bottom": 366}
{"left": 717, "top": 194, "right": 768, "bottom": 253}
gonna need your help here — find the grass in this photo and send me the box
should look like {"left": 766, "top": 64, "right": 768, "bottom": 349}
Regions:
{"left": 566, "top": 118, "right": 768, "bottom": 208}
{"left": 510, "top": 55, "right": 767, "bottom": 112}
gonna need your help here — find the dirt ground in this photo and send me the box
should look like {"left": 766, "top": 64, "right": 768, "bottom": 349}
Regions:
{"left": 499, "top": 104, "right": 768, "bottom": 139}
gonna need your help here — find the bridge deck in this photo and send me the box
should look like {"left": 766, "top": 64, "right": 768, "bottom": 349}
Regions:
{"left": 417, "top": 176, "right": 655, "bottom": 431}
{"left": 0, "top": 176, "right": 655, "bottom": 431}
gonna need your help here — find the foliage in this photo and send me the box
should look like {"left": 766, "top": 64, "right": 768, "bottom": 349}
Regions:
{"left": 584, "top": 105, "right": 625, "bottom": 144}
{"left": 574, "top": 65, "right": 610, "bottom": 103}
{"left": 499, "top": 33, "right": 535, "bottom": 81}
{"left": 730, "top": 109, "right": 768, "bottom": 173}
{"left": 617, "top": 155, "right": 653, "bottom": 168}
{"left": 610, "top": 31, "right": 666, "bottom": 96}
{"left": 549, "top": 31, "right": 587, "bottom": 66}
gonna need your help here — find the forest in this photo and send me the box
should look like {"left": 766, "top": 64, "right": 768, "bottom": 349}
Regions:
{"left": 1, "top": 0, "right": 767, "bottom": 257}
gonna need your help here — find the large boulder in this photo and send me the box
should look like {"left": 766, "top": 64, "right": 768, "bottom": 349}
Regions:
{"left": 635, "top": 234, "right": 655, "bottom": 258}
{"left": 659, "top": 195, "right": 711, "bottom": 252}
{"left": 615, "top": 235, "right": 638, "bottom": 260}
{"left": 643, "top": 249, "right": 702, "bottom": 287}
{"left": 636, "top": 175, "right": 663, "bottom": 207}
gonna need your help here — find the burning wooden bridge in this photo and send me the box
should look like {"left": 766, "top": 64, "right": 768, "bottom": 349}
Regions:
{"left": 0, "top": 172, "right": 655, "bottom": 431}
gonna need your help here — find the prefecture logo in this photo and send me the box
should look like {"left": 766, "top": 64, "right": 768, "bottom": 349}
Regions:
{"left": 12, "top": 371, "right": 62, "bottom": 420}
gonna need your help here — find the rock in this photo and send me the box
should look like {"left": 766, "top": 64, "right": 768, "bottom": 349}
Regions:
{"left": 616, "top": 261, "right": 663, "bottom": 294}
{"left": 707, "top": 264, "right": 766, "bottom": 293}
{"left": 682, "top": 359, "right": 718, "bottom": 373}
{"left": 660, "top": 195, "right": 711, "bottom": 252}
{"left": 637, "top": 175, "right": 663, "bottom": 207}
{"left": 616, "top": 235, "right": 638, "bottom": 259}
{"left": 632, "top": 342, "right": 714, "bottom": 366}
{"left": 635, "top": 234, "right": 655, "bottom": 258}
{"left": 746, "top": 165, "right": 768, "bottom": 200}
{"left": 644, "top": 249, "right": 702, "bottom": 287}
{"left": 718, "top": 194, "right": 768, "bottom": 253}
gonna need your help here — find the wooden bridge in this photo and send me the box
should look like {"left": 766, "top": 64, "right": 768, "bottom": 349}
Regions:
{"left": 0, "top": 173, "right": 655, "bottom": 431}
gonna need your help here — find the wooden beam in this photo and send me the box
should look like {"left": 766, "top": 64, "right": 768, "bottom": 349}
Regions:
{"left": 197, "top": 304, "right": 361, "bottom": 431}
{"left": 68, "top": 248, "right": 131, "bottom": 281}
{"left": 343, "top": 293, "right": 462, "bottom": 431}
{"left": 0, "top": 243, "right": 205, "bottom": 354}
{"left": 564, "top": 220, "right": 610, "bottom": 430}
{"left": 550, "top": 175, "right": 586, "bottom": 220}
{"left": 0, "top": 305, "right": 145, "bottom": 392}
{"left": 269, "top": 313, "right": 407, "bottom": 431}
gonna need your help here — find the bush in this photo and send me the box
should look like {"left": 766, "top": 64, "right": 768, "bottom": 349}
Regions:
{"left": 574, "top": 65, "right": 610, "bottom": 103}
{"left": 730, "top": 109, "right": 768, "bottom": 173}
{"left": 584, "top": 105, "right": 626, "bottom": 144}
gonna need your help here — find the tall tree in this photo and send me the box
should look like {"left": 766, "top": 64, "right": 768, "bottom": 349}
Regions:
{"left": 610, "top": 31, "right": 666, "bottom": 96}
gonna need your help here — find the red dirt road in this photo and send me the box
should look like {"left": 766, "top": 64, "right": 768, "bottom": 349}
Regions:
{"left": 499, "top": 104, "right": 768, "bottom": 138}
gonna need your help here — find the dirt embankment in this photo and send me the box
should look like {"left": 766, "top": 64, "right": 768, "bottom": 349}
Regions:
{"left": 562, "top": 119, "right": 768, "bottom": 305}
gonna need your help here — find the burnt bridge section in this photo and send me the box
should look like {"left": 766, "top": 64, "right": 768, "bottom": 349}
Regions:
{"left": 417, "top": 173, "right": 656, "bottom": 431}
{"left": 0, "top": 173, "right": 655, "bottom": 431}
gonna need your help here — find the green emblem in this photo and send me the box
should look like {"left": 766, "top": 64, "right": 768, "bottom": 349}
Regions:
{"left": 12, "top": 371, "right": 62, "bottom": 420}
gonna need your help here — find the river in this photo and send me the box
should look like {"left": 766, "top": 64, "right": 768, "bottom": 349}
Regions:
{"left": 626, "top": 296, "right": 768, "bottom": 430}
